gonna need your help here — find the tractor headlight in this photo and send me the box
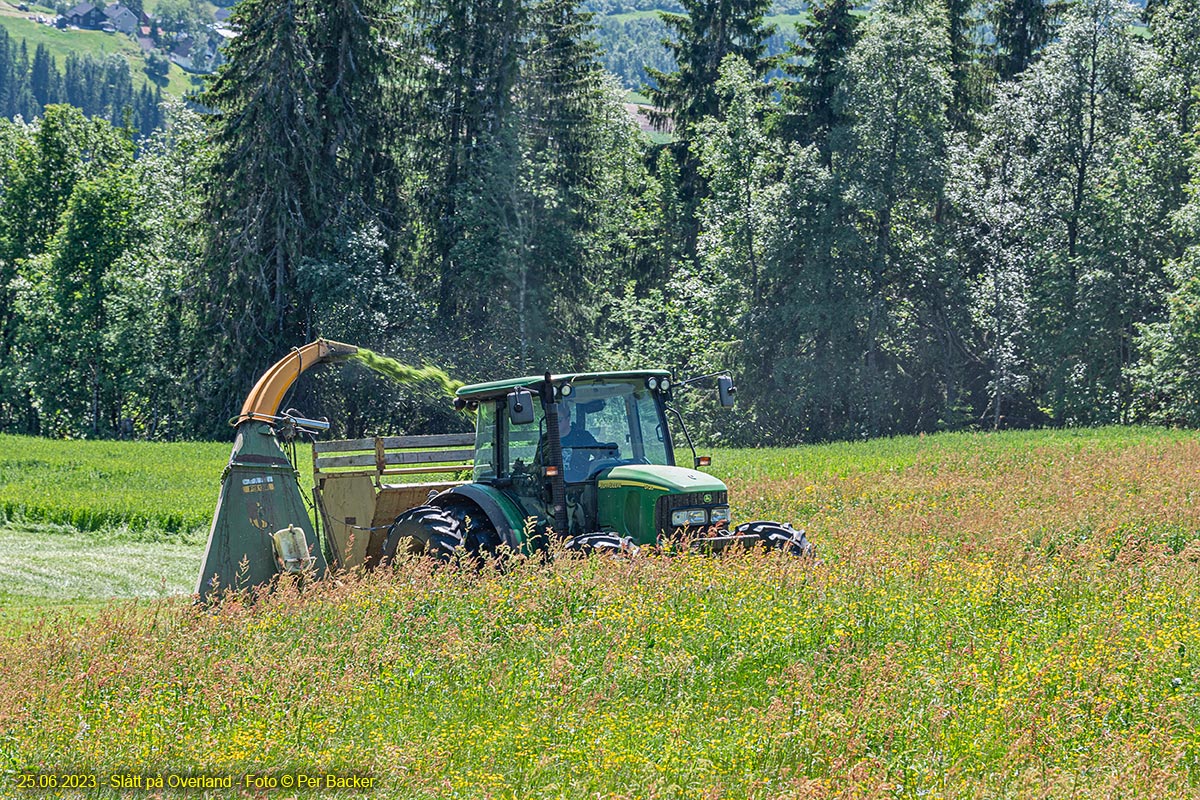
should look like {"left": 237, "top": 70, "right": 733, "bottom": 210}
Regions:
{"left": 709, "top": 507, "right": 731, "bottom": 524}
{"left": 672, "top": 508, "right": 710, "bottom": 527}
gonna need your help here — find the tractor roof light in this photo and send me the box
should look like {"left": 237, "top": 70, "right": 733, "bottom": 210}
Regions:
{"left": 560, "top": 382, "right": 573, "bottom": 397}
{"left": 647, "top": 377, "right": 659, "bottom": 390}
{"left": 661, "top": 378, "right": 671, "bottom": 391}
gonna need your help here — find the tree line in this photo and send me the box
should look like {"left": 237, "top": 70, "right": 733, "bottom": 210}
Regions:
{"left": 0, "top": 31, "right": 164, "bottom": 136}
{"left": 0, "top": 0, "right": 1197, "bottom": 444}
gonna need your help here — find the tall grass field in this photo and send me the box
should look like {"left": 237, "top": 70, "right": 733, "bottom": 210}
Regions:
{"left": 1, "top": 426, "right": 1199, "bottom": 797}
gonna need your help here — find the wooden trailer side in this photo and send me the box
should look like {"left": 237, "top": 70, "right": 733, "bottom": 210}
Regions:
{"left": 313, "top": 433, "right": 475, "bottom": 569}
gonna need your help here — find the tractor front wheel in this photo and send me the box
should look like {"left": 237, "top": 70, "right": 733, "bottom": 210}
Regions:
{"left": 382, "top": 505, "right": 464, "bottom": 564}
{"left": 734, "top": 521, "right": 814, "bottom": 557}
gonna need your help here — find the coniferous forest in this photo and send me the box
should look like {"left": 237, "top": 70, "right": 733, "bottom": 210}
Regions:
{"left": 0, "top": 32, "right": 164, "bottom": 136}
{"left": 0, "top": 0, "right": 1197, "bottom": 444}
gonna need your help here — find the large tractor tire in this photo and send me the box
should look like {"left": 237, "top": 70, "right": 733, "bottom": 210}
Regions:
{"left": 733, "top": 520, "right": 814, "bottom": 557}
{"left": 381, "top": 505, "right": 464, "bottom": 564}
{"left": 440, "top": 501, "right": 504, "bottom": 557}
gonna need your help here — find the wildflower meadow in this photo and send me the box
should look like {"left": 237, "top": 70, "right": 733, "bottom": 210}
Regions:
{"left": 1, "top": 427, "right": 1198, "bottom": 797}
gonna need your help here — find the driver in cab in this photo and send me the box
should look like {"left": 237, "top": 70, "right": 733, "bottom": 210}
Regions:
{"left": 557, "top": 401, "right": 601, "bottom": 482}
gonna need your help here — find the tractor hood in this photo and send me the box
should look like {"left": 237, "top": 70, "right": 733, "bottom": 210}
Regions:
{"left": 597, "top": 464, "right": 727, "bottom": 494}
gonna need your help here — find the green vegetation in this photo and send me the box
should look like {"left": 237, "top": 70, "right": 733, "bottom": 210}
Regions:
{"left": 2, "top": 427, "right": 1198, "bottom": 795}
{"left": 0, "top": 0, "right": 1198, "bottom": 450}
{"left": 0, "top": 433, "right": 240, "bottom": 534}
{"left": 352, "top": 349, "right": 464, "bottom": 397}
{"left": 0, "top": 13, "right": 200, "bottom": 97}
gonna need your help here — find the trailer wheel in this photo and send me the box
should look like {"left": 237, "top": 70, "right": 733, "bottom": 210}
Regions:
{"left": 733, "top": 521, "right": 814, "bottom": 557}
{"left": 382, "top": 505, "right": 464, "bottom": 563}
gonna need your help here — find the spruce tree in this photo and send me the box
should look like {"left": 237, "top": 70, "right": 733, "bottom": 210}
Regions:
{"left": 30, "top": 44, "right": 56, "bottom": 109}
{"left": 307, "top": 0, "right": 396, "bottom": 227}
{"left": 0, "top": 29, "right": 11, "bottom": 119}
{"left": 12, "top": 41, "right": 34, "bottom": 120}
{"left": 645, "top": 0, "right": 775, "bottom": 261}
{"left": 776, "top": 0, "right": 858, "bottom": 155}
{"left": 399, "top": 0, "right": 524, "bottom": 322}
{"left": 991, "top": 0, "right": 1052, "bottom": 80}
{"left": 197, "top": 0, "right": 400, "bottom": 429}
{"left": 945, "top": 0, "right": 986, "bottom": 130}
{"left": 511, "top": 0, "right": 609, "bottom": 366}
{"left": 197, "top": 0, "right": 325, "bottom": 428}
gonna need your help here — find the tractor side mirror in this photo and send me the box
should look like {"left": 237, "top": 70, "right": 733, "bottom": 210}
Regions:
{"left": 717, "top": 376, "right": 736, "bottom": 407}
{"left": 508, "top": 389, "right": 536, "bottom": 425}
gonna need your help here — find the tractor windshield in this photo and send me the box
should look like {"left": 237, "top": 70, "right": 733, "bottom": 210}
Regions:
{"left": 558, "top": 380, "right": 670, "bottom": 480}
{"left": 490, "top": 378, "right": 673, "bottom": 484}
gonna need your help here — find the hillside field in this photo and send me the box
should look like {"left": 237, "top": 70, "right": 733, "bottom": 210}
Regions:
{"left": 0, "top": 5, "right": 203, "bottom": 97}
{"left": 0, "top": 426, "right": 1199, "bottom": 796}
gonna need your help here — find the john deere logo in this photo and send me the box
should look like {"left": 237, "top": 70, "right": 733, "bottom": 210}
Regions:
{"left": 703, "top": 493, "right": 712, "bottom": 503}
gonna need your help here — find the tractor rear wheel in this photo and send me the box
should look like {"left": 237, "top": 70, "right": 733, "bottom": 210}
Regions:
{"left": 441, "top": 502, "right": 504, "bottom": 557}
{"left": 733, "top": 520, "right": 814, "bottom": 557}
{"left": 382, "top": 505, "right": 464, "bottom": 563}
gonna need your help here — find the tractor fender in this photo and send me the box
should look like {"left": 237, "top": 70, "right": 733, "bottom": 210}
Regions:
{"left": 430, "top": 484, "right": 526, "bottom": 551}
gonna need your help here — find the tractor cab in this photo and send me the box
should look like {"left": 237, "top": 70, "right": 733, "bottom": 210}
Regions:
{"left": 453, "top": 371, "right": 731, "bottom": 546}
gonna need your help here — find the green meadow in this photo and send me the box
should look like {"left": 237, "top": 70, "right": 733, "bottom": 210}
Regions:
{"left": 0, "top": 426, "right": 1199, "bottom": 797}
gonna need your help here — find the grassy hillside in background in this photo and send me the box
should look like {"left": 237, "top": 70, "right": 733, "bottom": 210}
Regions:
{"left": 0, "top": 426, "right": 1198, "bottom": 796}
{"left": 0, "top": 4, "right": 205, "bottom": 97}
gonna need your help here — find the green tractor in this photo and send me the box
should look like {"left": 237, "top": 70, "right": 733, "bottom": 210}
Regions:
{"left": 383, "top": 370, "right": 811, "bottom": 560}
{"left": 198, "top": 345, "right": 809, "bottom": 602}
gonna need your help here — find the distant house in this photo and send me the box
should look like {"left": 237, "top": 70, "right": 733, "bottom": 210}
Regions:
{"left": 65, "top": 1, "right": 106, "bottom": 28}
{"left": 169, "top": 32, "right": 222, "bottom": 73}
{"left": 169, "top": 35, "right": 192, "bottom": 61}
{"left": 103, "top": 3, "right": 138, "bottom": 35}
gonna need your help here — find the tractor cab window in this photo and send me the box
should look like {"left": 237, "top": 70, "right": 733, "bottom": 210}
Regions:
{"left": 505, "top": 401, "right": 544, "bottom": 476}
{"left": 635, "top": 388, "right": 669, "bottom": 465}
{"left": 473, "top": 402, "right": 496, "bottom": 481}
{"left": 490, "top": 379, "right": 672, "bottom": 483}
{"left": 557, "top": 380, "right": 672, "bottom": 481}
